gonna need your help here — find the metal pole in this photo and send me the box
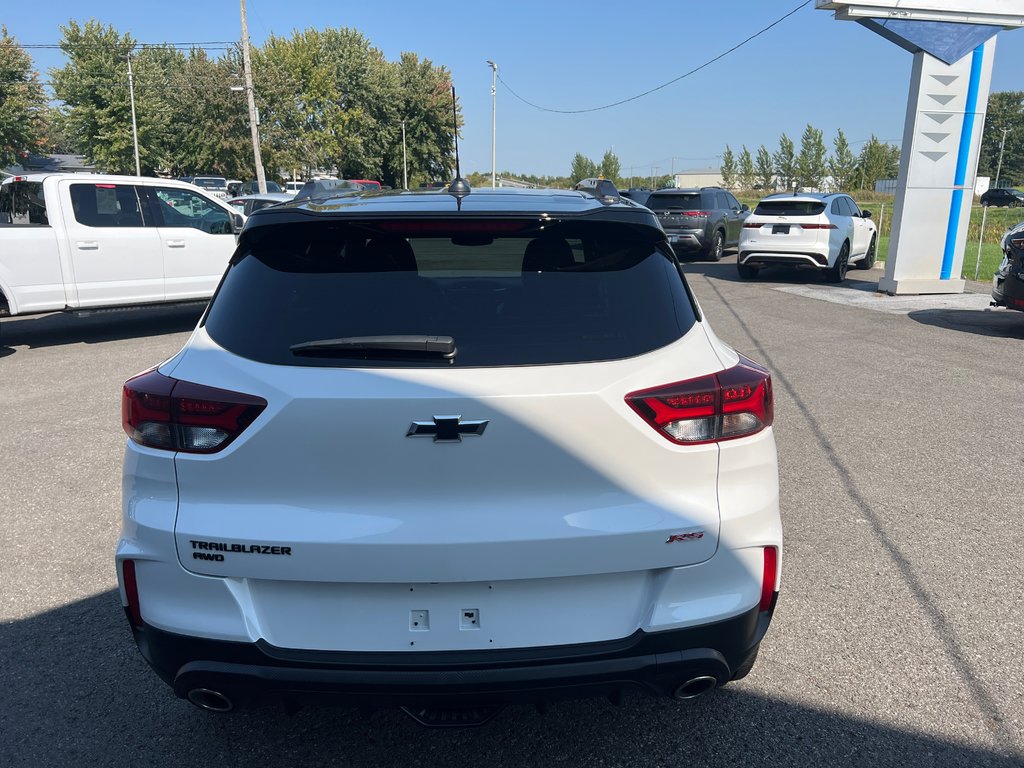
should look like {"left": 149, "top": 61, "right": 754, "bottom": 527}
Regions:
{"left": 487, "top": 61, "right": 497, "bottom": 189}
{"left": 974, "top": 202, "right": 989, "bottom": 280}
{"left": 240, "top": 0, "right": 267, "bottom": 194}
{"left": 126, "top": 54, "right": 141, "bottom": 176}
{"left": 401, "top": 120, "right": 408, "bottom": 190}
{"left": 993, "top": 128, "right": 1009, "bottom": 189}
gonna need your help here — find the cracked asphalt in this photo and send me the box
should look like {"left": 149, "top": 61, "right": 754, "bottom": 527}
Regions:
{"left": 2, "top": 260, "right": 1022, "bottom": 767}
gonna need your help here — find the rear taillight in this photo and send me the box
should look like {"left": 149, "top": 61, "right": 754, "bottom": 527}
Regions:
{"left": 799, "top": 223, "right": 837, "bottom": 229}
{"left": 1009, "top": 237, "right": 1024, "bottom": 250}
{"left": 122, "top": 559, "right": 142, "bottom": 626}
{"left": 122, "top": 369, "right": 267, "bottom": 454}
{"left": 625, "top": 356, "right": 773, "bottom": 445}
{"left": 742, "top": 222, "right": 762, "bottom": 228}
{"left": 681, "top": 210, "right": 711, "bottom": 216}
{"left": 760, "top": 546, "right": 778, "bottom": 611}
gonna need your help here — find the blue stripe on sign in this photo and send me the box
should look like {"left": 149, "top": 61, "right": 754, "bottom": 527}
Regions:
{"left": 941, "top": 44, "right": 985, "bottom": 280}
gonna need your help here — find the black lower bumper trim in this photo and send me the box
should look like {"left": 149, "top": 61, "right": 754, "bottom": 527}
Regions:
{"left": 132, "top": 603, "right": 774, "bottom": 709}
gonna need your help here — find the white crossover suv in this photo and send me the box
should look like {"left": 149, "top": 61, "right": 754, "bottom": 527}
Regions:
{"left": 737, "top": 192, "right": 877, "bottom": 282}
{"left": 116, "top": 184, "right": 782, "bottom": 725}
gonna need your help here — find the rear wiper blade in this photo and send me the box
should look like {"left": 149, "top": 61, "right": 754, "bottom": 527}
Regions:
{"left": 290, "top": 335, "right": 457, "bottom": 360}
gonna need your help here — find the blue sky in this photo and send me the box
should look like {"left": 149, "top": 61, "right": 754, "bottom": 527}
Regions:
{"left": 7, "top": 1, "right": 1024, "bottom": 178}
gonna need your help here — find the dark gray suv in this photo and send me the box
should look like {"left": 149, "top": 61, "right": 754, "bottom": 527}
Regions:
{"left": 646, "top": 187, "right": 749, "bottom": 260}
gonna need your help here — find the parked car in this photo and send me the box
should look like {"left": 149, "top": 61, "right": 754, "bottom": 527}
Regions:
{"left": 284, "top": 181, "right": 304, "bottom": 196}
{"left": 737, "top": 192, "right": 877, "bottom": 282}
{"left": 226, "top": 179, "right": 244, "bottom": 196}
{"left": 980, "top": 188, "right": 1024, "bottom": 208}
{"left": 991, "top": 221, "right": 1024, "bottom": 312}
{"left": 238, "top": 180, "right": 284, "bottom": 196}
{"left": 645, "top": 187, "right": 748, "bottom": 261}
{"left": 349, "top": 179, "right": 382, "bottom": 191}
{"left": 292, "top": 178, "right": 365, "bottom": 200}
{"left": 116, "top": 184, "right": 782, "bottom": 723}
{"left": 190, "top": 176, "right": 230, "bottom": 200}
{"left": 573, "top": 177, "right": 619, "bottom": 200}
{"left": 226, "top": 192, "right": 293, "bottom": 217}
{"left": 0, "top": 173, "right": 241, "bottom": 317}
{"left": 619, "top": 188, "right": 653, "bottom": 207}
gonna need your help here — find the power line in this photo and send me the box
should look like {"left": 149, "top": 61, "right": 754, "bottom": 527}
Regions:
{"left": 496, "top": 0, "right": 812, "bottom": 115}
{"left": 3, "top": 41, "right": 237, "bottom": 50}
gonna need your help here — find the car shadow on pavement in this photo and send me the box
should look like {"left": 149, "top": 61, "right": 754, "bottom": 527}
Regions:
{"left": 908, "top": 308, "right": 1024, "bottom": 339}
{"left": 0, "top": 303, "right": 206, "bottom": 356}
{"left": 677, "top": 255, "right": 880, "bottom": 290}
{"left": 3, "top": 590, "right": 1021, "bottom": 768}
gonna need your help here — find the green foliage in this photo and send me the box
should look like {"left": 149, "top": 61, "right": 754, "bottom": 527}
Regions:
{"left": 0, "top": 27, "right": 48, "bottom": 168}
{"left": 856, "top": 135, "right": 900, "bottom": 190}
{"left": 829, "top": 128, "right": 857, "bottom": 192}
{"left": 797, "top": 124, "right": 827, "bottom": 190}
{"left": 720, "top": 145, "right": 736, "bottom": 190}
{"left": 600, "top": 148, "right": 621, "bottom": 184}
{"left": 754, "top": 145, "right": 774, "bottom": 191}
{"left": 737, "top": 145, "right": 754, "bottom": 191}
{"left": 570, "top": 152, "right": 597, "bottom": 183}
{"left": 978, "top": 90, "right": 1024, "bottom": 187}
{"left": 773, "top": 133, "right": 796, "bottom": 192}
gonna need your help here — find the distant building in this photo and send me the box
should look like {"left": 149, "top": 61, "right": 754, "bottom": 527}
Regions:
{"left": 673, "top": 169, "right": 724, "bottom": 188}
{"left": 3, "top": 153, "right": 97, "bottom": 176}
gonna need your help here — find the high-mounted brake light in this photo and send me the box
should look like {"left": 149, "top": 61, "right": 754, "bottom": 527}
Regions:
{"left": 122, "top": 370, "right": 267, "bottom": 454}
{"left": 625, "top": 356, "right": 773, "bottom": 445}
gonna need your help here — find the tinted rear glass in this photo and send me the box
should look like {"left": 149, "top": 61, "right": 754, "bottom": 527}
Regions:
{"left": 0, "top": 181, "right": 48, "bottom": 226}
{"left": 646, "top": 193, "right": 701, "bottom": 210}
{"left": 193, "top": 178, "right": 227, "bottom": 189}
{"left": 205, "top": 220, "right": 697, "bottom": 368}
{"left": 754, "top": 200, "right": 826, "bottom": 216}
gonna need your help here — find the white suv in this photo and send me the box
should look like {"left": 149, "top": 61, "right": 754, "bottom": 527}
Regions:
{"left": 116, "top": 185, "right": 782, "bottom": 725}
{"left": 737, "top": 192, "right": 877, "bottom": 282}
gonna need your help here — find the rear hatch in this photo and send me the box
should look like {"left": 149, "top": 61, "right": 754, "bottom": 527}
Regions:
{"left": 161, "top": 216, "right": 728, "bottom": 647}
{"left": 745, "top": 198, "right": 828, "bottom": 245}
{"left": 645, "top": 191, "right": 707, "bottom": 232}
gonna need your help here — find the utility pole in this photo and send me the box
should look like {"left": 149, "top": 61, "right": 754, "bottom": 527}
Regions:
{"left": 487, "top": 60, "right": 497, "bottom": 189}
{"left": 994, "top": 127, "right": 1010, "bottom": 189}
{"left": 401, "top": 120, "right": 408, "bottom": 190}
{"left": 126, "top": 54, "right": 141, "bottom": 176}
{"left": 240, "top": 0, "right": 267, "bottom": 194}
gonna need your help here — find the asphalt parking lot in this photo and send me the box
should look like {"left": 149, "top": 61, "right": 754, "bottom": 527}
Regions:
{"left": 2, "top": 259, "right": 1023, "bottom": 767}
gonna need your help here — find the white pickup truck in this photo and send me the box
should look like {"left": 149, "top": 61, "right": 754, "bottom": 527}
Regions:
{"left": 0, "top": 173, "right": 243, "bottom": 317}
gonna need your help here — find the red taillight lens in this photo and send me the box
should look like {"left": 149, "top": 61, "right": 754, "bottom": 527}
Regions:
{"left": 761, "top": 546, "right": 778, "bottom": 611}
{"left": 742, "top": 222, "right": 762, "bottom": 228}
{"left": 799, "top": 223, "right": 837, "bottom": 229}
{"left": 625, "top": 356, "right": 773, "bottom": 445}
{"left": 681, "top": 210, "right": 712, "bottom": 217}
{"left": 122, "top": 370, "right": 267, "bottom": 454}
{"left": 122, "top": 559, "right": 142, "bottom": 626}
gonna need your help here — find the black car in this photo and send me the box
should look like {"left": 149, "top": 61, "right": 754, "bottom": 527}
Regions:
{"left": 981, "top": 188, "right": 1024, "bottom": 207}
{"left": 645, "top": 187, "right": 749, "bottom": 260}
{"left": 992, "top": 222, "right": 1024, "bottom": 312}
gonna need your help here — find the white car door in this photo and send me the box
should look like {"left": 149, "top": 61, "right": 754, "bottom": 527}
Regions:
{"left": 61, "top": 181, "right": 164, "bottom": 307}
{"left": 845, "top": 197, "right": 872, "bottom": 257}
{"left": 145, "top": 186, "right": 237, "bottom": 302}
{"left": 827, "top": 197, "right": 851, "bottom": 262}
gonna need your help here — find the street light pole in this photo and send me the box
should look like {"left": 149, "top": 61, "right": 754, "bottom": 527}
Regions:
{"left": 994, "top": 127, "right": 1010, "bottom": 189}
{"left": 401, "top": 120, "right": 408, "bottom": 190}
{"left": 240, "top": 0, "right": 267, "bottom": 194}
{"left": 126, "top": 54, "right": 141, "bottom": 176}
{"left": 486, "top": 60, "right": 497, "bottom": 189}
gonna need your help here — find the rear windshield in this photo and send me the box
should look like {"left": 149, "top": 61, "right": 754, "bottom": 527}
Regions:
{"left": 0, "top": 181, "right": 49, "bottom": 226}
{"left": 646, "top": 193, "right": 702, "bottom": 211}
{"left": 193, "top": 177, "right": 227, "bottom": 189}
{"left": 754, "top": 200, "right": 825, "bottom": 216}
{"left": 204, "top": 219, "right": 697, "bottom": 368}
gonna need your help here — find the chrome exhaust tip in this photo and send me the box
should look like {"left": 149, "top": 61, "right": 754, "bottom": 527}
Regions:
{"left": 672, "top": 675, "right": 718, "bottom": 701}
{"left": 187, "top": 688, "right": 234, "bottom": 713}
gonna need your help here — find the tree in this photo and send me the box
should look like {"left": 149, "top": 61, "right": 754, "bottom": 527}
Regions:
{"left": 857, "top": 135, "right": 900, "bottom": 190}
{"left": 797, "top": 124, "right": 827, "bottom": 191}
{"left": 720, "top": 145, "right": 736, "bottom": 189}
{"left": 978, "top": 90, "right": 1024, "bottom": 186}
{"left": 829, "top": 129, "right": 857, "bottom": 192}
{"left": 570, "top": 152, "right": 597, "bottom": 183}
{"left": 0, "top": 27, "right": 48, "bottom": 168}
{"left": 50, "top": 21, "right": 183, "bottom": 174}
{"left": 737, "top": 145, "right": 754, "bottom": 191}
{"left": 600, "top": 148, "right": 620, "bottom": 184}
{"left": 754, "top": 145, "right": 774, "bottom": 191}
{"left": 774, "top": 133, "right": 797, "bottom": 192}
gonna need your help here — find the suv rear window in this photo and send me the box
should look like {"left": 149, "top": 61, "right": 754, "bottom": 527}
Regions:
{"left": 754, "top": 200, "right": 826, "bottom": 216}
{"left": 0, "top": 181, "right": 49, "bottom": 226}
{"left": 204, "top": 219, "right": 697, "bottom": 367}
{"left": 646, "top": 193, "right": 702, "bottom": 211}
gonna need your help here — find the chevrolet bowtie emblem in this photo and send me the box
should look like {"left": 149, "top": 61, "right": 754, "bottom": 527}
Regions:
{"left": 407, "top": 415, "right": 489, "bottom": 443}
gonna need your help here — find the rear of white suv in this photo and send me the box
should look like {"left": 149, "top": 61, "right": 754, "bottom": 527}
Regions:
{"left": 116, "top": 187, "right": 781, "bottom": 723}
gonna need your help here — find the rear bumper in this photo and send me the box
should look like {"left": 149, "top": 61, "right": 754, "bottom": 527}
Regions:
{"left": 664, "top": 229, "right": 706, "bottom": 252}
{"left": 132, "top": 602, "right": 774, "bottom": 709}
{"left": 738, "top": 249, "right": 830, "bottom": 268}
